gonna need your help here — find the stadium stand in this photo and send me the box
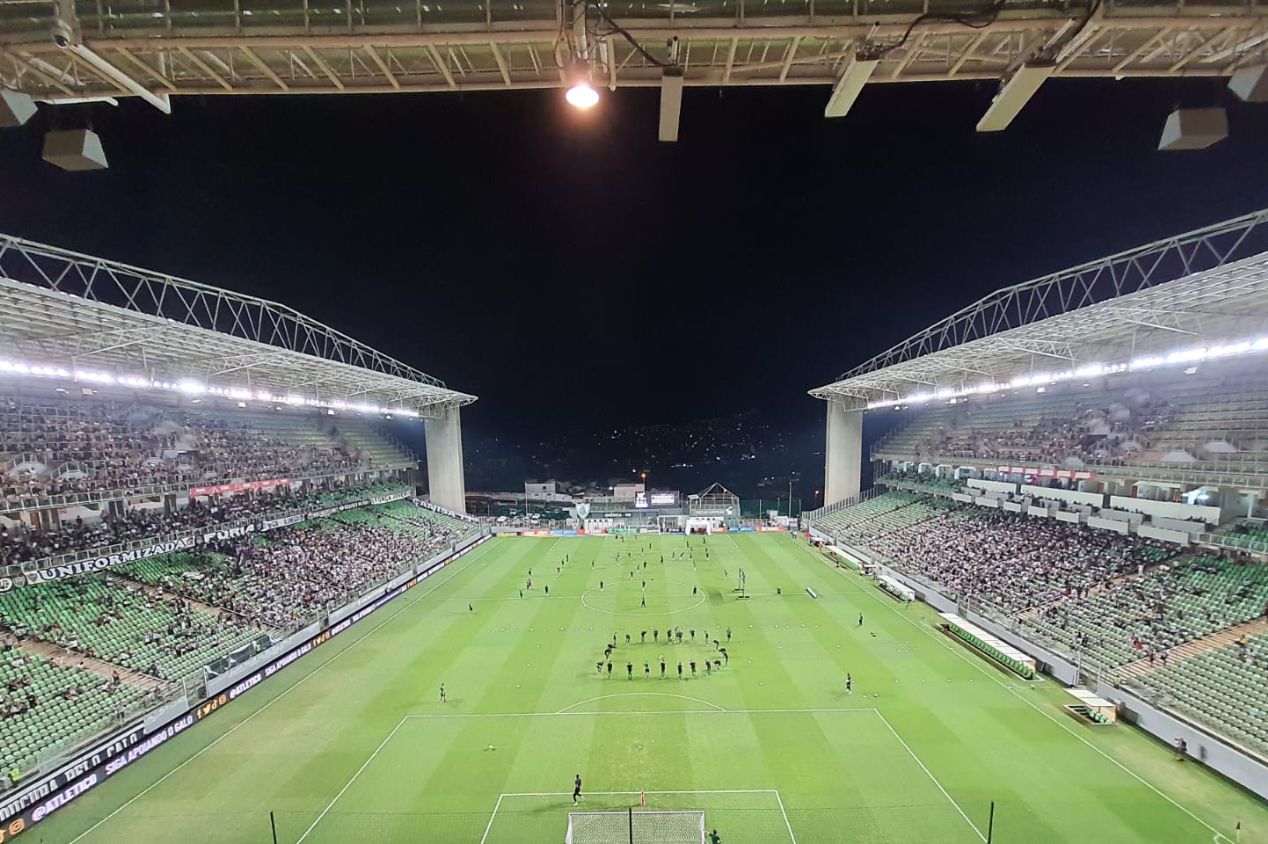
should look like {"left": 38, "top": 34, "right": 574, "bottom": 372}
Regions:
{"left": 1025, "top": 555, "right": 1268, "bottom": 669}
{"left": 872, "top": 366, "right": 1268, "bottom": 473}
{"left": 0, "top": 394, "right": 415, "bottom": 511}
{"left": 1136, "top": 629, "right": 1268, "bottom": 755}
{"left": 133, "top": 501, "right": 474, "bottom": 630}
{"left": 816, "top": 487, "right": 1268, "bottom": 760}
{"left": 0, "top": 646, "right": 152, "bottom": 780}
{"left": 0, "top": 495, "right": 476, "bottom": 780}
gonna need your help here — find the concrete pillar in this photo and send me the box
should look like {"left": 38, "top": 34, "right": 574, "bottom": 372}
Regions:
{"left": 824, "top": 399, "right": 864, "bottom": 507}
{"left": 425, "top": 407, "right": 467, "bottom": 514}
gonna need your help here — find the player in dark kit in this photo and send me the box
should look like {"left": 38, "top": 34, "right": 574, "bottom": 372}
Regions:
{"left": 573, "top": 774, "right": 583, "bottom": 804}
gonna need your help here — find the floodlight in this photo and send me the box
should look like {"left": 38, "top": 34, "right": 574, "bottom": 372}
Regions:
{"left": 564, "top": 61, "right": 599, "bottom": 110}
{"left": 976, "top": 61, "right": 1054, "bottom": 132}
{"left": 824, "top": 52, "right": 879, "bottom": 118}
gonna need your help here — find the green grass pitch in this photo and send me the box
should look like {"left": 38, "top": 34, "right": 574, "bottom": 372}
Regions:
{"left": 34, "top": 533, "right": 1266, "bottom": 843}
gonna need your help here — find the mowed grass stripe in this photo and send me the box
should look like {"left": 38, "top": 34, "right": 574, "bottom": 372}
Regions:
{"left": 35, "top": 534, "right": 1267, "bottom": 844}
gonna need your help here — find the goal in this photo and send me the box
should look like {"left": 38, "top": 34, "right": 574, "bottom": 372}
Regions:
{"left": 565, "top": 809, "right": 706, "bottom": 844}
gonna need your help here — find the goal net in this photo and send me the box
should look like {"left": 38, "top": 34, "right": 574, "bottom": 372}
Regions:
{"left": 565, "top": 809, "right": 706, "bottom": 844}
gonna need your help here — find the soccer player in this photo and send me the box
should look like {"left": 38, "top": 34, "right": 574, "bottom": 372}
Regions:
{"left": 440, "top": 683, "right": 446, "bottom": 703}
{"left": 625, "top": 633, "right": 631, "bottom": 645}
{"left": 600, "top": 580, "right": 604, "bottom": 590}
{"left": 845, "top": 674, "right": 853, "bottom": 695}
{"left": 709, "top": 829, "right": 721, "bottom": 844}
{"left": 720, "top": 648, "right": 728, "bottom": 665}
{"left": 677, "top": 661, "right": 683, "bottom": 678}
{"left": 690, "top": 629, "right": 696, "bottom": 641}
{"left": 626, "top": 662, "right": 634, "bottom": 680}
{"left": 705, "top": 660, "right": 712, "bottom": 675}
{"left": 574, "top": 774, "right": 583, "bottom": 805}
{"left": 607, "top": 661, "right": 613, "bottom": 677}
{"left": 660, "top": 658, "right": 666, "bottom": 678}
{"left": 545, "top": 585, "right": 550, "bottom": 596}
{"left": 726, "top": 627, "right": 732, "bottom": 642}
{"left": 640, "top": 596, "right": 646, "bottom": 608}
{"left": 641, "top": 630, "right": 647, "bottom": 643}
{"left": 468, "top": 603, "right": 473, "bottom": 613}
{"left": 596, "top": 660, "right": 604, "bottom": 674}
{"left": 653, "top": 628, "right": 659, "bottom": 643}
{"left": 644, "top": 661, "right": 650, "bottom": 677}
{"left": 858, "top": 613, "right": 864, "bottom": 627}
{"left": 689, "top": 661, "right": 697, "bottom": 676}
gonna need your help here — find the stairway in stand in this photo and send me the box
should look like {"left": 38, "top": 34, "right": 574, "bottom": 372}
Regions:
{"left": 1115, "top": 616, "right": 1268, "bottom": 679}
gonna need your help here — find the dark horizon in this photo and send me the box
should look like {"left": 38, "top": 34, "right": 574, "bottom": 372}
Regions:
{"left": 3, "top": 77, "right": 1268, "bottom": 488}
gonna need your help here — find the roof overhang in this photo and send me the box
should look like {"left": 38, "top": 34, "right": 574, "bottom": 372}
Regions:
{"left": 0, "top": 235, "right": 475, "bottom": 417}
{"left": 811, "top": 208, "right": 1268, "bottom": 408}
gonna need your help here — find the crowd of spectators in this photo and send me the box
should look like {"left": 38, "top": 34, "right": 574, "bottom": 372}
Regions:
{"left": 931, "top": 396, "right": 1171, "bottom": 467}
{"left": 865, "top": 505, "right": 1176, "bottom": 613}
{"left": 0, "top": 396, "right": 369, "bottom": 506}
{"left": 123, "top": 502, "right": 475, "bottom": 630}
{"left": 1024, "top": 553, "right": 1268, "bottom": 668}
{"left": 0, "top": 482, "right": 403, "bottom": 568}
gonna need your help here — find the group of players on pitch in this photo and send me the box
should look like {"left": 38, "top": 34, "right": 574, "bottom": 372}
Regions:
{"left": 596, "top": 626, "right": 732, "bottom": 680}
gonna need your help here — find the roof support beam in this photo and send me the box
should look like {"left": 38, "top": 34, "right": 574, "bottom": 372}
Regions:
{"left": 778, "top": 36, "right": 801, "bottom": 82}
{"left": 239, "top": 46, "right": 289, "bottom": 90}
{"left": 0, "top": 48, "right": 75, "bottom": 95}
{"left": 178, "top": 46, "right": 232, "bottom": 90}
{"left": 362, "top": 43, "right": 395, "bottom": 89}
{"left": 422, "top": 44, "right": 451, "bottom": 88}
{"left": 489, "top": 41, "right": 511, "bottom": 86}
{"left": 301, "top": 45, "right": 344, "bottom": 90}
{"left": 112, "top": 47, "right": 177, "bottom": 91}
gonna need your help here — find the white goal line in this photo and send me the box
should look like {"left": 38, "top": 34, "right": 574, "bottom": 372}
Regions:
{"left": 481, "top": 790, "right": 796, "bottom": 844}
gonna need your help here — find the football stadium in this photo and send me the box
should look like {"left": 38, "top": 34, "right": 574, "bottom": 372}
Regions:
{"left": 0, "top": 207, "right": 1260, "bottom": 844}
{"left": 4, "top": 0, "right": 1268, "bottom": 836}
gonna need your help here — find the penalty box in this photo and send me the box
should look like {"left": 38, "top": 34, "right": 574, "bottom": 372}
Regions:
{"left": 298, "top": 708, "right": 986, "bottom": 844}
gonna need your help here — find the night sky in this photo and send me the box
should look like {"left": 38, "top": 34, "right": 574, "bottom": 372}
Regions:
{"left": 2, "top": 76, "right": 1268, "bottom": 469}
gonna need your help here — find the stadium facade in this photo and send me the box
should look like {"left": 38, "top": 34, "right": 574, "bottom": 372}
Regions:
{"left": 806, "top": 208, "right": 1268, "bottom": 799}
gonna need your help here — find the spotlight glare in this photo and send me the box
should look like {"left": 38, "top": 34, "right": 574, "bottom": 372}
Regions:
{"left": 566, "top": 82, "right": 600, "bottom": 110}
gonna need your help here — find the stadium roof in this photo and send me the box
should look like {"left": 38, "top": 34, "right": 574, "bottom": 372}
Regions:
{"left": 1, "top": 1, "right": 1266, "bottom": 119}
{"left": 0, "top": 234, "right": 476, "bottom": 416}
{"left": 810, "top": 208, "right": 1268, "bottom": 408}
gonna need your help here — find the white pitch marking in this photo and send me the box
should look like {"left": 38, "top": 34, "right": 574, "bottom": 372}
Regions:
{"left": 814, "top": 548, "right": 1238, "bottom": 843}
{"left": 404, "top": 707, "right": 876, "bottom": 721}
{"left": 296, "top": 716, "right": 410, "bottom": 842}
{"left": 65, "top": 540, "right": 495, "bottom": 844}
{"left": 874, "top": 711, "right": 986, "bottom": 842}
{"left": 481, "top": 790, "right": 795, "bottom": 844}
{"left": 555, "top": 693, "right": 726, "bottom": 714}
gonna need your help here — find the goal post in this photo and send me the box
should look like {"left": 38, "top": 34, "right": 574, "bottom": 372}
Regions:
{"left": 565, "top": 808, "right": 706, "bottom": 844}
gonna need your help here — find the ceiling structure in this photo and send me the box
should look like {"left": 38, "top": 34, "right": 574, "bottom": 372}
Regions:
{"left": 1, "top": 0, "right": 1267, "bottom": 134}
{"left": 0, "top": 233, "right": 477, "bottom": 416}
{"left": 810, "top": 208, "right": 1268, "bottom": 407}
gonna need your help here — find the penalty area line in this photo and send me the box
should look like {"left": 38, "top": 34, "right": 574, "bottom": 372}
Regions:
{"left": 296, "top": 716, "right": 410, "bottom": 843}
{"left": 481, "top": 790, "right": 794, "bottom": 844}
{"left": 873, "top": 711, "right": 986, "bottom": 843}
